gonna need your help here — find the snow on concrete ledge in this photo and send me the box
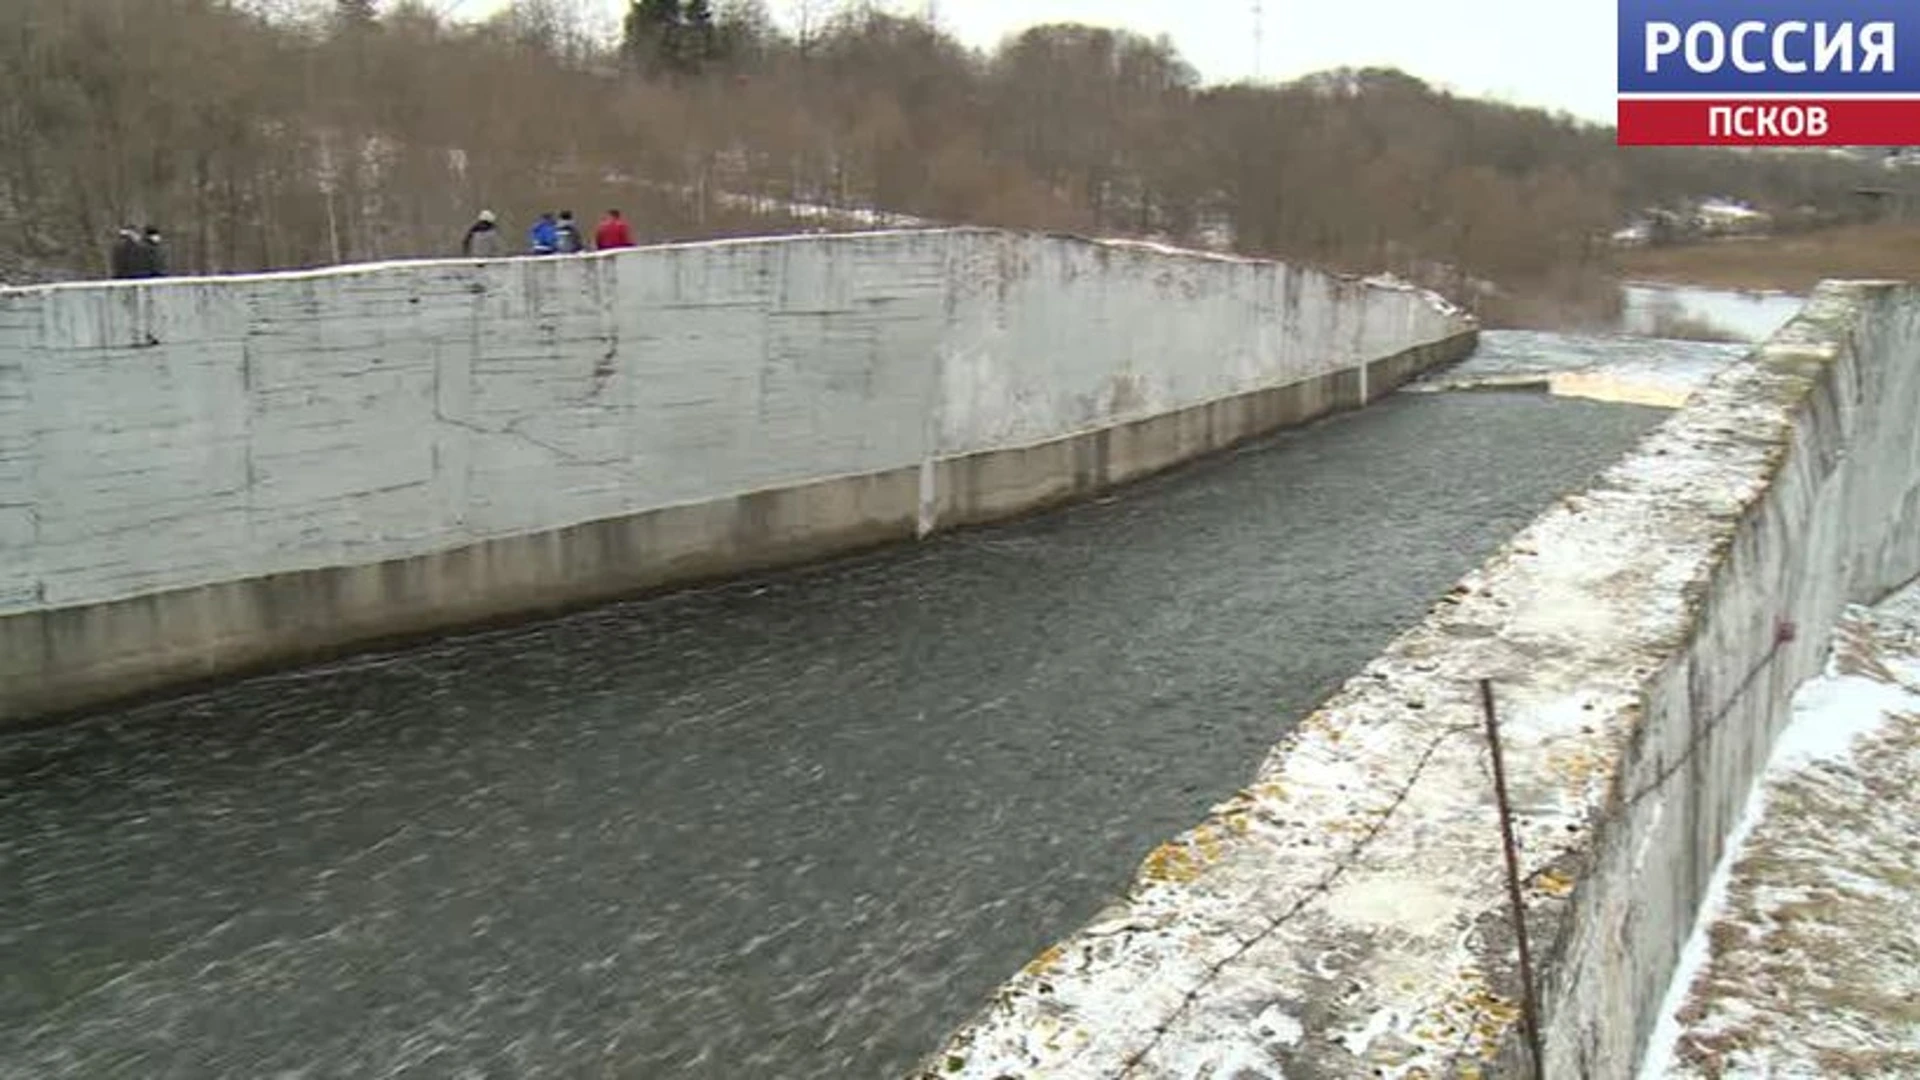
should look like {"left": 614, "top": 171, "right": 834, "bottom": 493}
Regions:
{"left": 0, "top": 227, "right": 1466, "bottom": 316}
{"left": 916, "top": 283, "right": 1920, "bottom": 1079}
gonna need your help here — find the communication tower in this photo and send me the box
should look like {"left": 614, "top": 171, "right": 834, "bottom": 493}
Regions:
{"left": 1252, "top": 0, "right": 1265, "bottom": 80}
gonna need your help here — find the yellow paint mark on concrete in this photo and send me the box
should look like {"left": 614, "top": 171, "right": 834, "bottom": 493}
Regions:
{"left": 1194, "top": 824, "right": 1224, "bottom": 864}
{"left": 1468, "top": 991, "right": 1521, "bottom": 1024}
{"left": 1403, "top": 970, "right": 1530, "bottom": 1063}
{"left": 1547, "top": 745, "right": 1614, "bottom": 792}
{"left": 1022, "top": 944, "right": 1067, "bottom": 978}
{"left": 1534, "top": 868, "right": 1576, "bottom": 898}
{"left": 1143, "top": 842, "right": 1202, "bottom": 884}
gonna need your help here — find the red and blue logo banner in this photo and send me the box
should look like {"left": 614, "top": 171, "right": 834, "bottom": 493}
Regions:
{"left": 1618, "top": 0, "right": 1920, "bottom": 145}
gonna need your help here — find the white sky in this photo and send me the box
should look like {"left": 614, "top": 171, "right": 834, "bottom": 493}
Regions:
{"left": 455, "top": 0, "right": 1617, "bottom": 124}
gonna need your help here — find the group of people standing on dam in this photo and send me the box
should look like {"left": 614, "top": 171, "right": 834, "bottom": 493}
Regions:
{"left": 108, "top": 225, "right": 168, "bottom": 279}
{"left": 93, "top": 207, "right": 635, "bottom": 281}
{"left": 461, "top": 208, "right": 635, "bottom": 259}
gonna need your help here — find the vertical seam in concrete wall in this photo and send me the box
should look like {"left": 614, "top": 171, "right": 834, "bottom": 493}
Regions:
{"left": 917, "top": 458, "right": 937, "bottom": 539}
{"left": 25, "top": 293, "right": 44, "bottom": 605}
{"left": 920, "top": 232, "right": 957, "bottom": 539}
{"left": 242, "top": 328, "right": 259, "bottom": 552}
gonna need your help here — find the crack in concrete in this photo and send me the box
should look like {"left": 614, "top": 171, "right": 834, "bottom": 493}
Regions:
{"left": 1622, "top": 632, "right": 1789, "bottom": 814}
{"left": 433, "top": 410, "right": 627, "bottom": 476}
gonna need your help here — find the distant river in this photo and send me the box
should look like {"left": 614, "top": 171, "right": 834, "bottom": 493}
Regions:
{"left": 1620, "top": 282, "right": 1809, "bottom": 342}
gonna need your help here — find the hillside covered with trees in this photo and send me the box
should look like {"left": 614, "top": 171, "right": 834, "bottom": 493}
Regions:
{"left": 2, "top": 0, "right": 1909, "bottom": 324}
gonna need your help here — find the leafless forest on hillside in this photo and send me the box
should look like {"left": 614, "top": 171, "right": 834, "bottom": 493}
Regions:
{"left": 2, "top": 0, "right": 1909, "bottom": 324}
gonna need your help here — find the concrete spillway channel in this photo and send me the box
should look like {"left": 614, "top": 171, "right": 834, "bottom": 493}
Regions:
{"left": 0, "top": 332, "right": 1690, "bottom": 1078}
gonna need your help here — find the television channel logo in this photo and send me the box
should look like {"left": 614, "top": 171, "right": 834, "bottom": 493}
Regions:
{"left": 1619, "top": 1, "right": 1920, "bottom": 145}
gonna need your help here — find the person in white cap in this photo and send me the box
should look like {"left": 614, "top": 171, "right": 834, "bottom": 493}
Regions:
{"left": 461, "top": 209, "right": 503, "bottom": 258}
{"left": 109, "top": 226, "right": 143, "bottom": 279}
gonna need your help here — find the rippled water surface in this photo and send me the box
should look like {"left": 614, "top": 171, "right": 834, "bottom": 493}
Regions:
{"left": 2, "top": 335, "right": 1674, "bottom": 1079}
{"left": 1417, "top": 328, "right": 1751, "bottom": 385}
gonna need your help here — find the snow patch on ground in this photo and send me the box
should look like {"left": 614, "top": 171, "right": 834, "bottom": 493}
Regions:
{"left": 1638, "top": 581, "right": 1920, "bottom": 1079}
{"left": 1769, "top": 674, "right": 1913, "bottom": 768}
{"left": 708, "top": 190, "right": 933, "bottom": 229}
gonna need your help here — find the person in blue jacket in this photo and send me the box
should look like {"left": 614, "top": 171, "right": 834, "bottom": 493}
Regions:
{"left": 528, "top": 212, "right": 559, "bottom": 255}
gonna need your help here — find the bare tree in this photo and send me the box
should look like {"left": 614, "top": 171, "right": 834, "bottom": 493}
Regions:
{"left": 2, "top": 0, "right": 1907, "bottom": 325}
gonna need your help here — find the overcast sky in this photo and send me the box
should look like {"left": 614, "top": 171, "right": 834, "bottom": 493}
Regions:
{"left": 458, "top": 0, "right": 1617, "bottom": 123}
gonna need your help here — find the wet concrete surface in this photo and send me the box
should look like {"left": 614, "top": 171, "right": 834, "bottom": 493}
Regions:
{"left": 1, "top": 348, "right": 1672, "bottom": 1079}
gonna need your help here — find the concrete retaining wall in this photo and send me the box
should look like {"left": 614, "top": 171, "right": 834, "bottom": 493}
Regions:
{"left": 0, "top": 229, "right": 1471, "bottom": 722}
{"left": 920, "top": 282, "right": 1920, "bottom": 1078}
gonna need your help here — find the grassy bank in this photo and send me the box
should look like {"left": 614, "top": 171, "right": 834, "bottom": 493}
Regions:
{"left": 1617, "top": 224, "right": 1920, "bottom": 293}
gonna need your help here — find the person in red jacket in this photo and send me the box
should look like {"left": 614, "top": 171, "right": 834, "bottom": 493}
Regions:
{"left": 594, "top": 209, "right": 634, "bottom": 251}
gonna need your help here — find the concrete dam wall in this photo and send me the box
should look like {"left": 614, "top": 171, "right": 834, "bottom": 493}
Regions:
{"left": 0, "top": 228, "right": 1471, "bottom": 722}
{"left": 923, "top": 281, "right": 1920, "bottom": 1078}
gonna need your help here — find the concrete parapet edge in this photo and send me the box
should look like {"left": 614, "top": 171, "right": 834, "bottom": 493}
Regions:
{"left": 0, "top": 331, "right": 1474, "bottom": 725}
{"left": 915, "top": 282, "right": 1918, "bottom": 1078}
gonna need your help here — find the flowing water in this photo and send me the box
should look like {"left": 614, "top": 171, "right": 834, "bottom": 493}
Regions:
{"left": 1, "top": 333, "right": 1687, "bottom": 1079}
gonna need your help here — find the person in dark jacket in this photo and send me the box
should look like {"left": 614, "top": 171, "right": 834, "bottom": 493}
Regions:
{"left": 140, "top": 226, "right": 167, "bottom": 277}
{"left": 109, "top": 226, "right": 142, "bottom": 279}
{"left": 528, "top": 212, "right": 559, "bottom": 255}
{"left": 120, "top": 224, "right": 166, "bottom": 276}
{"left": 554, "top": 211, "right": 583, "bottom": 254}
{"left": 594, "top": 209, "right": 634, "bottom": 251}
{"left": 462, "top": 209, "right": 503, "bottom": 258}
